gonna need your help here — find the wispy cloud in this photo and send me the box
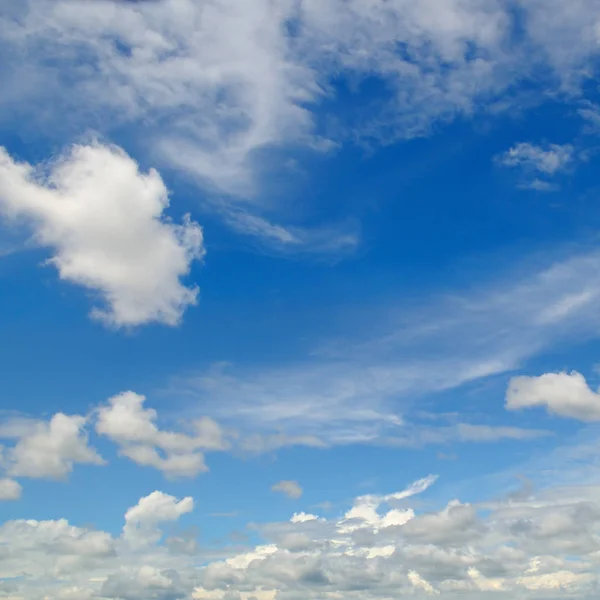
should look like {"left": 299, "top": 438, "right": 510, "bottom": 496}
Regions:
{"left": 3, "top": 0, "right": 600, "bottom": 253}
{"left": 497, "top": 142, "right": 575, "bottom": 191}
{"left": 169, "top": 245, "right": 600, "bottom": 446}
{"left": 272, "top": 480, "right": 303, "bottom": 500}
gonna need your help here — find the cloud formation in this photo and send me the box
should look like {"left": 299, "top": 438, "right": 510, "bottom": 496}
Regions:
{"left": 0, "top": 412, "right": 104, "bottom": 481}
{"left": 172, "top": 246, "right": 600, "bottom": 447}
{"left": 497, "top": 142, "right": 575, "bottom": 191}
{"left": 0, "top": 478, "right": 21, "bottom": 501}
{"left": 3, "top": 476, "right": 600, "bottom": 599}
{"left": 506, "top": 370, "right": 600, "bottom": 422}
{"left": 3, "top": 0, "right": 600, "bottom": 251}
{"left": 96, "top": 391, "right": 229, "bottom": 478}
{"left": 271, "top": 480, "right": 304, "bottom": 500}
{"left": 499, "top": 143, "right": 574, "bottom": 175}
{"left": 0, "top": 143, "right": 204, "bottom": 327}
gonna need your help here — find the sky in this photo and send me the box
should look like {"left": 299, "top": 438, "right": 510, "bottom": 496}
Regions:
{"left": 4, "top": 0, "right": 600, "bottom": 598}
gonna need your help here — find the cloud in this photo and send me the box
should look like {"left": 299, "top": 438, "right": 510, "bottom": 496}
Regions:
{"left": 400, "top": 500, "right": 483, "bottom": 546}
{"left": 171, "top": 246, "right": 600, "bottom": 448}
{"left": 0, "top": 0, "right": 509, "bottom": 180}
{"left": 497, "top": 142, "right": 574, "bottom": 190}
{"left": 221, "top": 210, "right": 361, "bottom": 259}
{"left": 2, "top": 476, "right": 600, "bottom": 599}
{"left": 122, "top": 490, "right": 194, "bottom": 547}
{"left": 0, "top": 391, "right": 233, "bottom": 494}
{"left": 408, "top": 570, "right": 439, "bottom": 595}
{"left": 0, "top": 478, "right": 21, "bottom": 501}
{"left": 3, "top": 0, "right": 600, "bottom": 253}
{"left": 384, "top": 474, "right": 439, "bottom": 502}
{"left": 272, "top": 480, "right": 303, "bottom": 500}
{"left": 1, "top": 412, "right": 104, "bottom": 481}
{"left": 506, "top": 370, "right": 600, "bottom": 422}
{"left": 0, "top": 489, "right": 200, "bottom": 599}
{"left": 99, "top": 565, "right": 187, "bottom": 600}
{"left": 579, "top": 101, "right": 600, "bottom": 133}
{"left": 96, "top": 391, "right": 229, "bottom": 478}
{"left": 338, "top": 475, "right": 437, "bottom": 534}
{"left": 0, "top": 142, "right": 204, "bottom": 327}
{"left": 499, "top": 142, "right": 574, "bottom": 175}
{"left": 198, "top": 476, "right": 600, "bottom": 599}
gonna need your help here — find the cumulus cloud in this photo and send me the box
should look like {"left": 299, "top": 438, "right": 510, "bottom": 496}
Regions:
{"left": 1, "top": 478, "right": 600, "bottom": 599}
{"left": 271, "top": 480, "right": 303, "bottom": 499}
{"left": 0, "top": 478, "right": 21, "bottom": 501}
{"left": 96, "top": 391, "right": 229, "bottom": 478}
{"left": 400, "top": 500, "right": 483, "bottom": 546}
{"left": 122, "top": 491, "right": 194, "bottom": 547}
{"left": 0, "top": 391, "right": 233, "bottom": 494}
{"left": 506, "top": 370, "right": 600, "bottom": 421}
{"left": 0, "top": 143, "right": 204, "bottom": 327}
{"left": 1, "top": 412, "right": 104, "bottom": 480}
{"left": 0, "top": 490, "right": 197, "bottom": 599}
{"left": 339, "top": 475, "right": 437, "bottom": 534}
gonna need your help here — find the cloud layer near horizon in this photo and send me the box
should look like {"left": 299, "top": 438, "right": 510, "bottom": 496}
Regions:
{"left": 3, "top": 475, "right": 600, "bottom": 600}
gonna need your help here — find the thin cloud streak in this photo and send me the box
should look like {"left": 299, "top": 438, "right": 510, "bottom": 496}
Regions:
{"left": 170, "top": 245, "right": 600, "bottom": 446}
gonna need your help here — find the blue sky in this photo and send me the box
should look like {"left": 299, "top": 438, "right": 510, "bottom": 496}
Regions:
{"left": 3, "top": 0, "right": 600, "bottom": 599}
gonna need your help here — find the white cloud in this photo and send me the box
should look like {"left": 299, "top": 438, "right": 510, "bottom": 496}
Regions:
{"left": 221, "top": 210, "right": 361, "bottom": 258}
{"left": 499, "top": 142, "right": 574, "bottom": 175}
{"left": 506, "top": 370, "right": 600, "bottom": 421}
{"left": 338, "top": 475, "right": 437, "bottom": 534}
{"left": 171, "top": 246, "right": 600, "bottom": 448}
{"left": 0, "top": 142, "right": 204, "bottom": 327}
{"left": 3, "top": 0, "right": 600, "bottom": 253}
{"left": 408, "top": 570, "right": 439, "bottom": 595}
{"left": 384, "top": 474, "right": 439, "bottom": 502}
{"left": 497, "top": 142, "right": 574, "bottom": 190}
{"left": 0, "top": 478, "right": 21, "bottom": 501}
{"left": 96, "top": 391, "right": 228, "bottom": 478}
{"left": 1, "top": 478, "right": 600, "bottom": 599}
{"left": 272, "top": 480, "right": 303, "bottom": 500}
{"left": 1, "top": 412, "right": 104, "bottom": 480}
{"left": 122, "top": 490, "right": 194, "bottom": 547}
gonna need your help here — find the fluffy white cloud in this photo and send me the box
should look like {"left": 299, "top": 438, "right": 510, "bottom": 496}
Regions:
{"left": 123, "top": 491, "right": 194, "bottom": 548}
{"left": 1, "top": 478, "right": 600, "bottom": 599}
{"left": 506, "top": 370, "right": 600, "bottom": 421}
{"left": 0, "top": 477, "right": 21, "bottom": 501}
{"left": 271, "top": 480, "right": 303, "bottom": 500}
{"left": 96, "top": 391, "right": 228, "bottom": 478}
{"left": 1, "top": 412, "right": 104, "bottom": 480}
{"left": 124, "top": 492, "right": 194, "bottom": 528}
{"left": 338, "top": 475, "right": 436, "bottom": 534}
{"left": 0, "top": 490, "right": 198, "bottom": 599}
{"left": 0, "top": 143, "right": 204, "bottom": 327}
